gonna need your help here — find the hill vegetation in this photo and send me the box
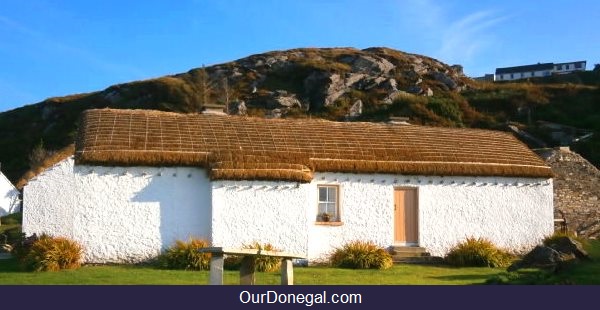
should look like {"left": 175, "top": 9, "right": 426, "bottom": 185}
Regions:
{"left": 0, "top": 47, "right": 599, "bottom": 184}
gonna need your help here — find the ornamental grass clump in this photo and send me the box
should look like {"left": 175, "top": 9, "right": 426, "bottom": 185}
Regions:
{"left": 21, "top": 234, "right": 82, "bottom": 272}
{"left": 330, "top": 241, "right": 393, "bottom": 270}
{"left": 445, "top": 237, "right": 513, "bottom": 268}
{"left": 157, "top": 238, "right": 211, "bottom": 271}
{"left": 247, "top": 242, "right": 281, "bottom": 272}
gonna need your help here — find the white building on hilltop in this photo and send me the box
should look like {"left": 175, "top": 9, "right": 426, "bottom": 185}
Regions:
{"left": 495, "top": 61, "right": 586, "bottom": 81}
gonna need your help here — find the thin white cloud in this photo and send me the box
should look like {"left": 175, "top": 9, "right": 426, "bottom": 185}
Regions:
{"left": 438, "top": 10, "right": 509, "bottom": 64}
{"left": 393, "top": 1, "right": 509, "bottom": 66}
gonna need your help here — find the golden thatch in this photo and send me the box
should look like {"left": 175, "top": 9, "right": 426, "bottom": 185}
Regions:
{"left": 75, "top": 109, "right": 553, "bottom": 182}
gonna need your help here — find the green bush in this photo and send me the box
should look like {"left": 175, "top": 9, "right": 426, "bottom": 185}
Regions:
{"left": 21, "top": 234, "right": 82, "bottom": 272}
{"left": 0, "top": 212, "right": 22, "bottom": 225}
{"left": 445, "top": 237, "right": 513, "bottom": 268}
{"left": 330, "top": 241, "right": 393, "bottom": 269}
{"left": 157, "top": 238, "right": 211, "bottom": 271}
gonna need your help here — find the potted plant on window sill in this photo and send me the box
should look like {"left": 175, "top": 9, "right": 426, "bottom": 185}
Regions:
{"left": 320, "top": 212, "right": 332, "bottom": 222}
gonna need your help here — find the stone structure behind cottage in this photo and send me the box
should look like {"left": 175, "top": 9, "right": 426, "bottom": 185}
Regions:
{"left": 537, "top": 147, "right": 600, "bottom": 238}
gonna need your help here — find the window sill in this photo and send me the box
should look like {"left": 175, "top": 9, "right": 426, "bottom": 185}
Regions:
{"left": 314, "top": 221, "right": 343, "bottom": 226}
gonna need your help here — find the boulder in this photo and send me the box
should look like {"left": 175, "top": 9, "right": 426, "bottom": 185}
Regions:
{"left": 508, "top": 246, "right": 561, "bottom": 272}
{"left": 341, "top": 55, "right": 395, "bottom": 75}
{"left": 431, "top": 71, "right": 458, "bottom": 90}
{"left": 546, "top": 237, "right": 590, "bottom": 260}
{"left": 346, "top": 99, "right": 363, "bottom": 118}
{"left": 271, "top": 90, "right": 302, "bottom": 108}
{"left": 228, "top": 100, "right": 247, "bottom": 116}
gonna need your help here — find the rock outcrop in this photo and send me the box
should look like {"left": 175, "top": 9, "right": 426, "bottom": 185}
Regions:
{"left": 200, "top": 47, "right": 469, "bottom": 112}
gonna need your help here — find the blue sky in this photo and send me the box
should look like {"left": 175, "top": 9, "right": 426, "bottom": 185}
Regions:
{"left": 1, "top": 0, "right": 598, "bottom": 112}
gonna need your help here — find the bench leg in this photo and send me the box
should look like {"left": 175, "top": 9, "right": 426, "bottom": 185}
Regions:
{"left": 240, "top": 256, "right": 256, "bottom": 285}
{"left": 209, "top": 253, "right": 224, "bottom": 285}
{"left": 281, "top": 258, "right": 293, "bottom": 285}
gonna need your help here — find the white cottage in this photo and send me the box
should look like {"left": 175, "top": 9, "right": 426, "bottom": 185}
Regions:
{"left": 23, "top": 109, "right": 554, "bottom": 263}
{"left": 1, "top": 170, "right": 20, "bottom": 217}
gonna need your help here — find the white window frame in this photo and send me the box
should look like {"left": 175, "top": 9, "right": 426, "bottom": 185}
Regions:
{"left": 317, "top": 185, "right": 340, "bottom": 222}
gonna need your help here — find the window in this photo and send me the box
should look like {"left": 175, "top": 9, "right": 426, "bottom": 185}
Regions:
{"left": 575, "top": 62, "right": 582, "bottom": 69}
{"left": 317, "top": 185, "right": 339, "bottom": 222}
{"left": 510, "top": 73, "right": 514, "bottom": 79}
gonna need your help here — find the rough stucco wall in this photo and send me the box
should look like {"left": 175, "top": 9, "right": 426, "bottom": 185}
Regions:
{"left": 418, "top": 176, "right": 553, "bottom": 256}
{"left": 0, "top": 172, "right": 20, "bottom": 216}
{"left": 211, "top": 181, "right": 310, "bottom": 256}
{"left": 307, "top": 173, "right": 394, "bottom": 262}
{"left": 23, "top": 157, "right": 211, "bottom": 263}
{"left": 24, "top": 158, "right": 553, "bottom": 263}
{"left": 211, "top": 172, "right": 553, "bottom": 261}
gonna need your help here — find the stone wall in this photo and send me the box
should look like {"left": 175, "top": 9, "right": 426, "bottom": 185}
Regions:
{"left": 536, "top": 147, "right": 600, "bottom": 238}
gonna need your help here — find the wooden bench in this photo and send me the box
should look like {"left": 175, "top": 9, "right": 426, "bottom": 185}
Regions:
{"left": 199, "top": 247, "right": 305, "bottom": 285}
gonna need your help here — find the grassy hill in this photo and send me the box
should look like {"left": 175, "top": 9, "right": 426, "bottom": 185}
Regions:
{"left": 1, "top": 47, "right": 599, "bottom": 185}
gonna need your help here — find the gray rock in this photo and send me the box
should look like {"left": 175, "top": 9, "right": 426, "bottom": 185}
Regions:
{"left": 267, "top": 108, "right": 283, "bottom": 119}
{"left": 323, "top": 74, "right": 347, "bottom": 106}
{"left": 363, "top": 77, "right": 387, "bottom": 90}
{"left": 344, "top": 73, "right": 367, "bottom": 87}
{"left": 303, "top": 72, "right": 347, "bottom": 108}
{"left": 346, "top": 99, "right": 363, "bottom": 118}
{"left": 382, "top": 78, "right": 398, "bottom": 92}
{"left": 407, "top": 85, "right": 423, "bottom": 95}
{"left": 546, "top": 237, "right": 590, "bottom": 260}
{"left": 432, "top": 71, "right": 458, "bottom": 90}
{"left": 342, "top": 55, "right": 395, "bottom": 75}
{"left": 228, "top": 100, "right": 247, "bottom": 116}
{"left": 508, "top": 245, "right": 561, "bottom": 272}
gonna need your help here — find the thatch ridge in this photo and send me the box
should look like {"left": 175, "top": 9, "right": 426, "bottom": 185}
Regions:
{"left": 75, "top": 109, "right": 553, "bottom": 181}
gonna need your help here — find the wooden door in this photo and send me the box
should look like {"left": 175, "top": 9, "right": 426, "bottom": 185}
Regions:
{"left": 394, "top": 188, "right": 418, "bottom": 244}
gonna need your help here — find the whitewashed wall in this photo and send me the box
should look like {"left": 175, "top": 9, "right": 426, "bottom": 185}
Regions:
{"left": 211, "top": 172, "right": 553, "bottom": 261}
{"left": 211, "top": 180, "right": 310, "bottom": 256}
{"left": 24, "top": 159, "right": 553, "bottom": 263}
{"left": 23, "top": 157, "right": 211, "bottom": 263}
{"left": 1, "top": 172, "right": 20, "bottom": 216}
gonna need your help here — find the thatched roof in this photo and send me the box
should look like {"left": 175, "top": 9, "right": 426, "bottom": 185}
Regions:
{"left": 75, "top": 109, "right": 552, "bottom": 182}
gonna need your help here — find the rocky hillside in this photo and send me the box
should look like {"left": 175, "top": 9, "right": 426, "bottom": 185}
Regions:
{"left": 0, "top": 47, "right": 599, "bottom": 184}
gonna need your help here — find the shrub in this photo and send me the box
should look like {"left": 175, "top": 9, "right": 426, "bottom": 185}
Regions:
{"left": 157, "top": 238, "right": 211, "bottom": 271}
{"left": 224, "top": 254, "right": 243, "bottom": 270}
{"left": 21, "top": 234, "right": 82, "bottom": 271}
{"left": 445, "top": 237, "right": 513, "bottom": 268}
{"left": 330, "top": 241, "right": 393, "bottom": 269}
{"left": 246, "top": 242, "right": 281, "bottom": 272}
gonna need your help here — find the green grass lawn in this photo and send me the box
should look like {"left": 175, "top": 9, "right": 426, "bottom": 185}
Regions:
{"left": 0, "top": 258, "right": 504, "bottom": 285}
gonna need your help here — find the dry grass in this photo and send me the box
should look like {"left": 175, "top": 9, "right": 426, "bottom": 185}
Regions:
{"left": 74, "top": 109, "right": 552, "bottom": 181}
{"left": 16, "top": 144, "right": 75, "bottom": 189}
